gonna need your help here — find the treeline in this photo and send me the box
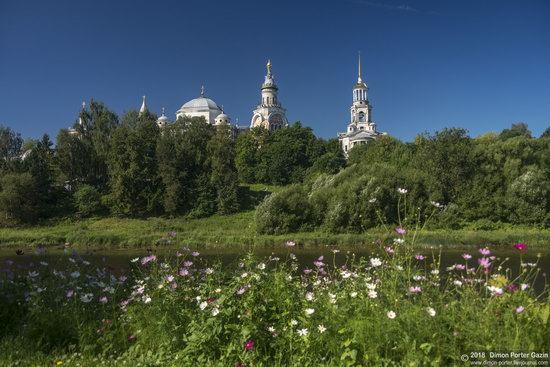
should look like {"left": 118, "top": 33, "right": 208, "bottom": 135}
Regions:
{"left": 256, "top": 124, "right": 550, "bottom": 234}
{"left": 0, "top": 101, "right": 341, "bottom": 225}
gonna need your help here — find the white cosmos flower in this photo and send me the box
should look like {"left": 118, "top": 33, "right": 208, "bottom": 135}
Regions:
{"left": 370, "top": 258, "right": 382, "bottom": 267}
{"left": 268, "top": 326, "right": 276, "bottom": 333}
{"left": 305, "top": 292, "right": 314, "bottom": 301}
{"left": 257, "top": 263, "right": 266, "bottom": 270}
{"left": 212, "top": 307, "right": 220, "bottom": 316}
{"left": 199, "top": 301, "right": 208, "bottom": 310}
{"left": 366, "top": 282, "right": 376, "bottom": 290}
{"left": 397, "top": 188, "right": 408, "bottom": 194}
{"left": 131, "top": 257, "right": 139, "bottom": 263}
{"left": 453, "top": 280, "right": 463, "bottom": 287}
{"left": 317, "top": 324, "right": 327, "bottom": 333}
{"left": 393, "top": 238, "right": 405, "bottom": 244}
{"left": 297, "top": 328, "right": 308, "bottom": 336}
{"left": 368, "top": 290, "right": 378, "bottom": 299}
{"left": 305, "top": 308, "right": 315, "bottom": 316}
{"left": 387, "top": 311, "right": 396, "bottom": 319}
{"left": 143, "top": 296, "right": 152, "bottom": 304}
{"left": 80, "top": 293, "right": 93, "bottom": 303}
{"left": 70, "top": 271, "right": 80, "bottom": 278}
{"left": 205, "top": 268, "right": 214, "bottom": 275}
{"left": 341, "top": 271, "right": 352, "bottom": 279}
{"left": 241, "top": 272, "right": 248, "bottom": 278}
{"left": 28, "top": 271, "right": 39, "bottom": 278}
{"left": 426, "top": 307, "right": 436, "bottom": 317}
{"left": 350, "top": 292, "right": 358, "bottom": 298}
{"left": 431, "top": 269, "right": 440, "bottom": 275}
{"left": 290, "top": 319, "right": 298, "bottom": 326}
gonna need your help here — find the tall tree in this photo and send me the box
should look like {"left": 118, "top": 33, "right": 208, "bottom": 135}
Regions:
{"left": 0, "top": 125, "right": 23, "bottom": 173}
{"left": 207, "top": 125, "right": 239, "bottom": 214}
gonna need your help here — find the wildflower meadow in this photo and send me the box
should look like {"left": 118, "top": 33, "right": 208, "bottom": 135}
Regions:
{"left": 1, "top": 231, "right": 549, "bottom": 366}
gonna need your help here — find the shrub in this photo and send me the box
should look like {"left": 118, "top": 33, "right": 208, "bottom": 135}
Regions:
{"left": 255, "top": 185, "right": 313, "bottom": 234}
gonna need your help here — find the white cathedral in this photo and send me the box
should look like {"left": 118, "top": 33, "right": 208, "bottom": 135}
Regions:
{"left": 69, "top": 56, "right": 385, "bottom": 153}
{"left": 338, "top": 55, "right": 386, "bottom": 156}
{"left": 144, "top": 60, "right": 288, "bottom": 132}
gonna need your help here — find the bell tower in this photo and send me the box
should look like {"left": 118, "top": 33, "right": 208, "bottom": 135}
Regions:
{"left": 250, "top": 59, "right": 288, "bottom": 131}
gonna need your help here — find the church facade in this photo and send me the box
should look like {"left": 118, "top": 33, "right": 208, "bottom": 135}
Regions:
{"left": 338, "top": 55, "right": 386, "bottom": 156}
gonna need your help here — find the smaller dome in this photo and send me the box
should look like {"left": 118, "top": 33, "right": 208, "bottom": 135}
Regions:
{"left": 215, "top": 113, "right": 230, "bottom": 125}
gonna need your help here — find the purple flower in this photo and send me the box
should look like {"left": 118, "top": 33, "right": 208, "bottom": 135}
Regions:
{"left": 514, "top": 243, "right": 527, "bottom": 251}
{"left": 179, "top": 268, "right": 189, "bottom": 276}
{"left": 191, "top": 251, "right": 200, "bottom": 257}
{"left": 66, "top": 289, "right": 74, "bottom": 298}
{"left": 506, "top": 283, "right": 519, "bottom": 293}
{"left": 455, "top": 264, "right": 466, "bottom": 271}
{"left": 478, "top": 257, "right": 491, "bottom": 269}
{"left": 244, "top": 339, "right": 254, "bottom": 351}
{"left": 415, "top": 255, "right": 425, "bottom": 261}
{"left": 99, "top": 296, "right": 108, "bottom": 304}
{"left": 409, "top": 286, "right": 422, "bottom": 294}
{"left": 286, "top": 240, "right": 296, "bottom": 248}
{"left": 385, "top": 246, "right": 395, "bottom": 254}
{"left": 479, "top": 247, "right": 491, "bottom": 256}
{"left": 395, "top": 227, "right": 407, "bottom": 235}
{"left": 462, "top": 253, "right": 472, "bottom": 260}
{"left": 303, "top": 268, "right": 312, "bottom": 275}
{"left": 183, "top": 261, "right": 193, "bottom": 267}
{"left": 516, "top": 305, "right": 525, "bottom": 313}
{"left": 313, "top": 260, "right": 324, "bottom": 268}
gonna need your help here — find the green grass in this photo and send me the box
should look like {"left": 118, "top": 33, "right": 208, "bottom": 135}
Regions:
{"left": 0, "top": 211, "right": 550, "bottom": 249}
{"left": 0, "top": 184, "right": 549, "bottom": 249}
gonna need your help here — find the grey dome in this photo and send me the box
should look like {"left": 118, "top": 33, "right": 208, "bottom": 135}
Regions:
{"left": 180, "top": 95, "right": 220, "bottom": 111}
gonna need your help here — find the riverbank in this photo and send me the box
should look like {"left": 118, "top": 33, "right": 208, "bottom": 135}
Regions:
{"left": 0, "top": 210, "right": 549, "bottom": 249}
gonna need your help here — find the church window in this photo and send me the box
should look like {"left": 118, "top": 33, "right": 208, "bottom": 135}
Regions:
{"left": 358, "top": 112, "right": 365, "bottom": 122}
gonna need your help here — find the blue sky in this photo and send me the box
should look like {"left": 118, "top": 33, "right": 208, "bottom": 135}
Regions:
{"left": 1, "top": 0, "right": 549, "bottom": 141}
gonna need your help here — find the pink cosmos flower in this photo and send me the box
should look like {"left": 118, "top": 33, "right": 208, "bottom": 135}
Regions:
{"left": 462, "top": 253, "right": 472, "bottom": 260}
{"left": 179, "top": 268, "right": 189, "bottom": 276}
{"left": 191, "top": 251, "right": 200, "bottom": 257}
{"left": 66, "top": 289, "right": 74, "bottom": 298}
{"left": 409, "top": 286, "right": 422, "bottom": 294}
{"left": 455, "top": 264, "right": 466, "bottom": 271}
{"left": 415, "top": 255, "right": 425, "bottom": 261}
{"left": 303, "top": 268, "right": 312, "bottom": 275}
{"left": 244, "top": 339, "right": 254, "bottom": 351}
{"left": 183, "top": 261, "right": 193, "bottom": 267}
{"left": 515, "top": 305, "right": 525, "bottom": 313}
{"left": 479, "top": 247, "right": 491, "bottom": 256}
{"left": 395, "top": 227, "right": 406, "bottom": 235}
{"left": 385, "top": 246, "right": 395, "bottom": 254}
{"left": 141, "top": 255, "right": 157, "bottom": 266}
{"left": 478, "top": 257, "right": 491, "bottom": 269}
{"left": 99, "top": 296, "right": 108, "bottom": 304}
{"left": 514, "top": 243, "right": 527, "bottom": 251}
{"left": 286, "top": 240, "right": 296, "bottom": 248}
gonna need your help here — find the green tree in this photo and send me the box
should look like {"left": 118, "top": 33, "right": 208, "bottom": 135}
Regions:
{"left": 207, "top": 126, "right": 239, "bottom": 214}
{"left": 108, "top": 113, "right": 161, "bottom": 216}
{"left": 0, "top": 172, "right": 39, "bottom": 225}
{"left": 499, "top": 122, "right": 532, "bottom": 140}
{"left": 0, "top": 125, "right": 23, "bottom": 173}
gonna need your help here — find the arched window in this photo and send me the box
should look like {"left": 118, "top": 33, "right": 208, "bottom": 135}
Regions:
{"left": 358, "top": 112, "right": 365, "bottom": 122}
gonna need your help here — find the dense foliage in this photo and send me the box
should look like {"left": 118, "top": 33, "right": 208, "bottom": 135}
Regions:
{"left": 256, "top": 129, "right": 550, "bottom": 234}
{"left": 1, "top": 235, "right": 548, "bottom": 365}
{"left": 0, "top": 104, "right": 343, "bottom": 226}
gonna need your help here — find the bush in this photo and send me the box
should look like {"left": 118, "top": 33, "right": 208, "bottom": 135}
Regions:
{"left": 73, "top": 185, "right": 103, "bottom": 216}
{"left": 255, "top": 185, "right": 313, "bottom": 234}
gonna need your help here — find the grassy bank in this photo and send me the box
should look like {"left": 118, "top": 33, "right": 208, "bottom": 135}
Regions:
{"left": 0, "top": 209, "right": 549, "bottom": 249}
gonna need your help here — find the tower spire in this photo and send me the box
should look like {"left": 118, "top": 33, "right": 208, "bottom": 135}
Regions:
{"left": 139, "top": 95, "right": 147, "bottom": 115}
{"left": 358, "top": 51, "right": 362, "bottom": 83}
{"left": 200, "top": 85, "right": 205, "bottom": 96}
